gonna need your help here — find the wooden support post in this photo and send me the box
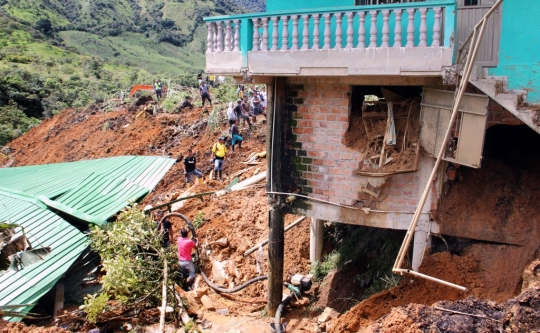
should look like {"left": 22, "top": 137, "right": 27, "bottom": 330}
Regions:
{"left": 266, "top": 77, "right": 285, "bottom": 316}
{"left": 267, "top": 207, "right": 284, "bottom": 316}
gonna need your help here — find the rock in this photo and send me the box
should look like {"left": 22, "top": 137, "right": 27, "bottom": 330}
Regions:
{"left": 190, "top": 287, "right": 209, "bottom": 299}
{"left": 292, "top": 297, "right": 310, "bottom": 307}
{"left": 317, "top": 307, "right": 340, "bottom": 323}
{"left": 200, "top": 295, "right": 215, "bottom": 311}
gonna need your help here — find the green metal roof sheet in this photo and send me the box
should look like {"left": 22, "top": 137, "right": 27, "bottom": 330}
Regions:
{"left": 0, "top": 156, "right": 176, "bottom": 321}
{"left": 0, "top": 193, "right": 88, "bottom": 320}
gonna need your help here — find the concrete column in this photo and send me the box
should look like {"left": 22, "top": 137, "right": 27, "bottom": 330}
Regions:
{"left": 412, "top": 229, "right": 431, "bottom": 271}
{"left": 310, "top": 218, "right": 324, "bottom": 262}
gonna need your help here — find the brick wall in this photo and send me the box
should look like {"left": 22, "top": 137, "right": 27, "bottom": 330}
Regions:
{"left": 487, "top": 99, "right": 525, "bottom": 127}
{"left": 283, "top": 78, "right": 423, "bottom": 213}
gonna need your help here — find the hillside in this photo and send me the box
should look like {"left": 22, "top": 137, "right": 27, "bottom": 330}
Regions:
{"left": 0, "top": 0, "right": 264, "bottom": 145}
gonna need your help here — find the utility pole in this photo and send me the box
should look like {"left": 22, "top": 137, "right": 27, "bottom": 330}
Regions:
{"left": 266, "top": 77, "right": 284, "bottom": 316}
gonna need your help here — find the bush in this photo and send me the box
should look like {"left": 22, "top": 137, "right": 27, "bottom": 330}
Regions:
{"left": 310, "top": 251, "right": 340, "bottom": 281}
{"left": 84, "top": 206, "right": 182, "bottom": 317}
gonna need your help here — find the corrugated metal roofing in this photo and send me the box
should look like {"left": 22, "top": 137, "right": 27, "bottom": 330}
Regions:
{"left": 0, "top": 192, "right": 87, "bottom": 320}
{"left": 0, "top": 156, "right": 175, "bottom": 320}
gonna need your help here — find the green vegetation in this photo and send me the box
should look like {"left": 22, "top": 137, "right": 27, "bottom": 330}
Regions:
{"left": 0, "top": 0, "right": 264, "bottom": 146}
{"left": 232, "top": 0, "right": 266, "bottom": 12}
{"left": 310, "top": 251, "right": 340, "bottom": 281}
{"left": 193, "top": 210, "right": 205, "bottom": 229}
{"left": 83, "top": 206, "right": 182, "bottom": 323}
{"left": 311, "top": 224, "right": 405, "bottom": 300}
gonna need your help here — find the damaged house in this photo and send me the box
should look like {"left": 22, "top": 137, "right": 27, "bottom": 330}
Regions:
{"left": 204, "top": 0, "right": 540, "bottom": 313}
{"left": 0, "top": 156, "right": 175, "bottom": 320}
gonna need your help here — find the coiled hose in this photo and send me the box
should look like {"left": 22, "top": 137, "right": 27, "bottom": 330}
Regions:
{"left": 163, "top": 212, "right": 268, "bottom": 294}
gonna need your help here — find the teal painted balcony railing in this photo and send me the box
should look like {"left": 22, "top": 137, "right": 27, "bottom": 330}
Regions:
{"left": 203, "top": 0, "right": 457, "bottom": 64}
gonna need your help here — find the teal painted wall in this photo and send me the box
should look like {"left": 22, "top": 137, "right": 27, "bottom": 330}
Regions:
{"left": 267, "top": 0, "right": 353, "bottom": 12}
{"left": 489, "top": 2, "right": 540, "bottom": 103}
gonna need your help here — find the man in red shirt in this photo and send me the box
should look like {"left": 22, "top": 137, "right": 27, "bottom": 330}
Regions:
{"left": 177, "top": 228, "right": 198, "bottom": 283}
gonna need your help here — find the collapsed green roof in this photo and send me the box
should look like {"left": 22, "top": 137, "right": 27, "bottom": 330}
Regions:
{"left": 0, "top": 156, "right": 175, "bottom": 320}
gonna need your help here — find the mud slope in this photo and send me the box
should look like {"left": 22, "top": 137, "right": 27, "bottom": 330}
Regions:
{"left": 1, "top": 104, "right": 313, "bottom": 321}
{"left": 330, "top": 124, "right": 540, "bottom": 332}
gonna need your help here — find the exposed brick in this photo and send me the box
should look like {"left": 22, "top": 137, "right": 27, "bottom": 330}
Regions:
{"left": 326, "top": 115, "right": 337, "bottom": 121}
{"left": 298, "top": 105, "right": 309, "bottom": 113}
{"left": 313, "top": 158, "right": 324, "bottom": 165}
{"left": 323, "top": 159, "right": 335, "bottom": 167}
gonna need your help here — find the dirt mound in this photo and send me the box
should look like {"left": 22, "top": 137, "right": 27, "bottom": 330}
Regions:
{"left": 1, "top": 103, "right": 311, "bottom": 322}
{"left": 357, "top": 284, "right": 540, "bottom": 333}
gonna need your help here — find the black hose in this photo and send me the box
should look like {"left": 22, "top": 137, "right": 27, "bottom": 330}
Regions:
{"left": 164, "top": 212, "right": 268, "bottom": 294}
{"left": 274, "top": 295, "right": 293, "bottom": 333}
{"left": 199, "top": 270, "right": 268, "bottom": 293}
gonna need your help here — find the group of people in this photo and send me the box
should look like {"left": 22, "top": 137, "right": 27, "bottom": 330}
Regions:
{"left": 182, "top": 136, "right": 230, "bottom": 185}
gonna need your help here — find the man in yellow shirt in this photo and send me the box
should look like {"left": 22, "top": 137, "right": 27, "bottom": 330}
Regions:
{"left": 211, "top": 137, "right": 229, "bottom": 181}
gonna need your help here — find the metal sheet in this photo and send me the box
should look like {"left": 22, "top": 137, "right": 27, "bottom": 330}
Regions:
{"left": 0, "top": 156, "right": 176, "bottom": 320}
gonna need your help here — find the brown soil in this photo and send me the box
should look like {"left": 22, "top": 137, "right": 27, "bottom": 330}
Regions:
{"left": 354, "top": 259, "right": 540, "bottom": 333}
{"left": 4, "top": 103, "right": 540, "bottom": 332}
{"left": 2, "top": 102, "right": 313, "bottom": 331}
{"left": 0, "top": 320, "right": 65, "bottom": 333}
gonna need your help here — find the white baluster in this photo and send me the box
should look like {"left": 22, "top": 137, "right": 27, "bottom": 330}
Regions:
{"left": 346, "top": 12, "right": 354, "bottom": 49}
{"left": 291, "top": 15, "right": 300, "bottom": 50}
{"left": 323, "top": 13, "right": 332, "bottom": 50}
{"left": 271, "top": 16, "right": 279, "bottom": 51}
{"left": 393, "top": 9, "right": 402, "bottom": 48}
{"left": 281, "top": 15, "right": 289, "bottom": 50}
{"left": 432, "top": 7, "right": 442, "bottom": 47}
{"left": 301, "top": 14, "right": 310, "bottom": 50}
{"left": 358, "top": 11, "right": 366, "bottom": 48}
{"left": 207, "top": 23, "right": 214, "bottom": 52}
{"left": 406, "top": 8, "right": 415, "bottom": 48}
{"left": 419, "top": 8, "right": 427, "bottom": 47}
{"left": 381, "top": 10, "right": 390, "bottom": 47}
{"left": 369, "top": 10, "right": 377, "bottom": 48}
{"left": 233, "top": 19, "right": 241, "bottom": 51}
{"left": 335, "top": 12, "right": 343, "bottom": 49}
{"left": 252, "top": 18, "right": 260, "bottom": 51}
{"left": 312, "top": 14, "right": 321, "bottom": 50}
{"left": 261, "top": 17, "right": 270, "bottom": 50}
{"left": 213, "top": 23, "right": 218, "bottom": 51}
{"left": 225, "top": 20, "right": 232, "bottom": 51}
{"left": 217, "top": 22, "right": 224, "bottom": 52}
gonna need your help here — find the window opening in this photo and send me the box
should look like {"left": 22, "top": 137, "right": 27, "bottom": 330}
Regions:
{"left": 346, "top": 86, "right": 422, "bottom": 176}
{"left": 464, "top": 0, "right": 479, "bottom": 5}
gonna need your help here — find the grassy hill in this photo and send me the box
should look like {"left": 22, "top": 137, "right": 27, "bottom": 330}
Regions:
{"left": 0, "top": 0, "right": 265, "bottom": 145}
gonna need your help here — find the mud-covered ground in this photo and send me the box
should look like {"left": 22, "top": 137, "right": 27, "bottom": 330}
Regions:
{"left": 3, "top": 103, "right": 540, "bottom": 332}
